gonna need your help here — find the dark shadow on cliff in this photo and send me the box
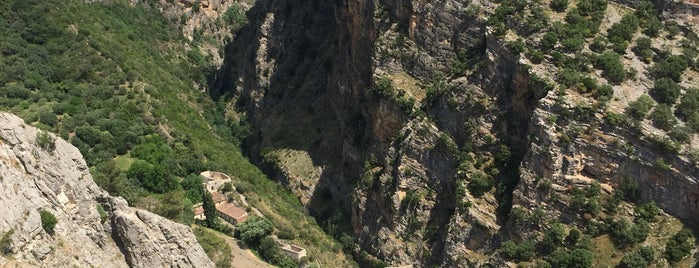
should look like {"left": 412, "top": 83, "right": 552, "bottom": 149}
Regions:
{"left": 211, "top": 0, "right": 376, "bottom": 255}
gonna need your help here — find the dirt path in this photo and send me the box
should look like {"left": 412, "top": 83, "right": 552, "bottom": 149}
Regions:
{"left": 220, "top": 235, "right": 274, "bottom": 268}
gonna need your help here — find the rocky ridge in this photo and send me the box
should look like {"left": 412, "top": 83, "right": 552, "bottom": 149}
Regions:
{"left": 0, "top": 112, "right": 213, "bottom": 267}
{"left": 215, "top": 0, "right": 699, "bottom": 266}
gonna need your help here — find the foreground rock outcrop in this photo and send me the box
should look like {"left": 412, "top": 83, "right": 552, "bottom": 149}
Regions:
{"left": 0, "top": 112, "right": 213, "bottom": 267}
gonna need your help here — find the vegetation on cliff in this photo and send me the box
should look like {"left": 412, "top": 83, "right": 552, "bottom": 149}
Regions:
{"left": 0, "top": 0, "right": 347, "bottom": 266}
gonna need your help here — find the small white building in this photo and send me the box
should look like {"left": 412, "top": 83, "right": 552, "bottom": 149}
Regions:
{"left": 280, "top": 243, "right": 307, "bottom": 261}
{"left": 200, "top": 171, "right": 232, "bottom": 192}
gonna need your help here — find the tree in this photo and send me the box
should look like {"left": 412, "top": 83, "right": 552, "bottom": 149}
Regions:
{"left": 618, "top": 176, "right": 641, "bottom": 202}
{"left": 182, "top": 174, "right": 205, "bottom": 203}
{"left": 500, "top": 239, "right": 536, "bottom": 261}
{"left": 468, "top": 171, "right": 493, "bottom": 197}
{"left": 126, "top": 160, "right": 177, "bottom": 193}
{"left": 259, "top": 236, "right": 281, "bottom": 263}
{"left": 676, "top": 87, "right": 699, "bottom": 121}
{"left": 541, "top": 32, "right": 558, "bottom": 51}
{"left": 595, "top": 51, "right": 625, "bottom": 84}
{"left": 650, "top": 104, "right": 678, "bottom": 131}
{"left": 40, "top": 210, "right": 58, "bottom": 235}
{"left": 650, "top": 78, "right": 681, "bottom": 104}
{"left": 651, "top": 55, "right": 688, "bottom": 82}
{"left": 551, "top": 0, "right": 569, "bottom": 12}
{"left": 569, "top": 248, "right": 593, "bottom": 268}
{"left": 626, "top": 94, "right": 655, "bottom": 120}
{"left": 158, "top": 190, "right": 187, "bottom": 221}
{"left": 664, "top": 228, "right": 693, "bottom": 263}
{"left": 202, "top": 191, "right": 217, "bottom": 228}
{"left": 607, "top": 14, "right": 639, "bottom": 41}
{"left": 541, "top": 223, "right": 567, "bottom": 253}
{"left": 236, "top": 216, "right": 273, "bottom": 247}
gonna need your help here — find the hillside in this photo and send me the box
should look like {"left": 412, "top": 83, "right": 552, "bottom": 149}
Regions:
{"left": 0, "top": 112, "right": 212, "bottom": 267}
{"left": 215, "top": 0, "right": 699, "bottom": 266}
{"left": 1, "top": 0, "right": 698, "bottom": 267}
{"left": 0, "top": 1, "right": 349, "bottom": 267}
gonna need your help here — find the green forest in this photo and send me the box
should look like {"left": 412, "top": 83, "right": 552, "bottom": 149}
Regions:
{"left": 0, "top": 0, "right": 345, "bottom": 266}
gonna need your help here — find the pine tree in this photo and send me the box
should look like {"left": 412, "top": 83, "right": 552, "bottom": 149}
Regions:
{"left": 202, "top": 191, "right": 217, "bottom": 228}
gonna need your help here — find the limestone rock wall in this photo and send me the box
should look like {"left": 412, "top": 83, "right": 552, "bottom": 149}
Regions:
{"left": 0, "top": 112, "right": 213, "bottom": 268}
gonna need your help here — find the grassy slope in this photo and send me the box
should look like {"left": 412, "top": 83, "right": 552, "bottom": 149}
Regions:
{"left": 0, "top": 0, "right": 348, "bottom": 266}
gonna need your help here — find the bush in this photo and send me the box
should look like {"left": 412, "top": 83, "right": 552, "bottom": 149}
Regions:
{"left": 626, "top": 95, "right": 655, "bottom": 120}
{"left": 649, "top": 104, "right": 678, "bottom": 130}
{"left": 595, "top": 51, "right": 626, "bottom": 84}
{"left": 551, "top": 0, "right": 569, "bottom": 12}
{"left": 609, "top": 218, "right": 649, "bottom": 246}
{"left": 468, "top": 171, "right": 493, "bottom": 197}
{"left": 590, "top": 36, "right": 607, "bottom": 52}
{"left": 36, "top": 131, "right": 56, "bottom": 152}
{"left": 40, "top": 210, "right": 58, "bottom": 235}
{"left": 669, "top": 126, "right": 692, "bottom": 143}
{"left": 664, "top": 228, "right": 694, "bottom": 263}
{"left": 618, "top": 248, "right": 653, "bottom": 268}
{"left": 618, "top": 176, "right": 641, "bottom": 202}
{"left": 0, "top": 229, "right": 13, "bottom": 256}
{"left": 528, "top": 49, "right": 545, "bottom": 64}
{"left": 236, "top": 216, "right": 274, "bottom": 247}
{"left": 634, "top": 202, "right": 659, "bottom": 221}
{"left": 607, "top": 14, "right": 639, "bottom": 41}
{"left": 650, "top": 78, "right": 681, "bottom": 104}
{"left": 651, "top": 55, "right": 688, "bottom": 82}
{"left": 193, "top": 227, "right": 233, "bottom": 268}
{"left": 634, "top": 37, "right": 652, "bottom": 54}
{"left": 643, "top": 18, "right": 663, "bottom": 37}
{"left": 500, "top": 239, "right": 536, "bottom": 261}
{"left": 541, "top": 32, "right": 558, "bottom": 51}
{"left": 676, "top": 87, "right": 699, "bottom": 121}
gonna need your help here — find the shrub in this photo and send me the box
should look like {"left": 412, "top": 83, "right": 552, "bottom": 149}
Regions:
{"left": 40, "top": 210, "right": 58, "bottom": 235}
{"left": 618, "top": 250, "right": 650, "bottom": 268}
{"left": 0, "top": 229, "right": 13, "bottom": 256}
{"left": 626, "top": 94, "right": 655, "bottom": 120}
{"left": 236, "top": 216, "right": 274, "bottom": 247}
{"left": 649, "top": 104, "right": 678, "bottom": 130}
{"left": 651, "top": 55, "right": 688, "bottom": 82}
{"left": 650, "top": 78, "right": 681, "bottom": 104}
{"left": 635, "top": 202, "right": 659, "bottom": 221}
{"left": 528, "top": 49, "right": 545, "bottom": 64}
{"left": 664, "top": 228, "right": 694, "bottom": 263}
{"left": 618, "top": 176, "right": 641, "bottom": 202}
{"left": 634, "top": 37, "right": 652, "bottom": 54}
{"left": 643, "top": 18, "right": 663, "bottom": 37}
{"left": 595, "top": 51, "right": 626, "bottom": 84}
{"left": 669, "top": 126, "right": 692, "bottom": 143}
{"left": 541, "top": 32, "right": 558, "bottom": 51}
{"left": 468, "top": 171, "right": 493, "bottom": 197}
{"left": 607, "top": 14, "right": 639, "bottom": 41}
{"left": 589, "top": 36, "right": 607, "bottom": 52}
{"left": 609, "top": 218, "right": 649, "bottom": 246}
{"left": 97, "top": 205, "right": 108, "bottom": 223}
{"left": 500, "top": 239, "right": 536, "bottom": 261}
{"left": 676, "top": 87, "right": 699, "bottom": 121}
{"left": 551, "top": 0, "right": 569, "bottom": 12}
{"left": 193, "top": 227, "right": 233, "bottom": 268}
{"left": 36, "top": 131, "right": 56, "bottom": 152}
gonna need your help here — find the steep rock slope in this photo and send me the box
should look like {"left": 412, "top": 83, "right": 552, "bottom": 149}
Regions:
{"left": 217, "top": 0, "right": 699, "bottom": 266}
{"left": 0, "top": 113, "right": 213, "bottom": 267}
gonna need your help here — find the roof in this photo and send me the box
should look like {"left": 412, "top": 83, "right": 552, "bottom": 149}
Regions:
{"left": 211, "top": 192, "right": 227, "bottom": 203}
{"left": 217, "top": 203, "right": 248, "bottom": 221}
{"left": 193, "top": 206, "right": 204, "bottom": 216}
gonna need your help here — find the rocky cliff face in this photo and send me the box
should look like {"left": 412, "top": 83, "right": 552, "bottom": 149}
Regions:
{"left": 0, "top": 113, "right": 213, "bottom": 267}
{"left": 216, "top": 0, "right": 699, "bottom": 266}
